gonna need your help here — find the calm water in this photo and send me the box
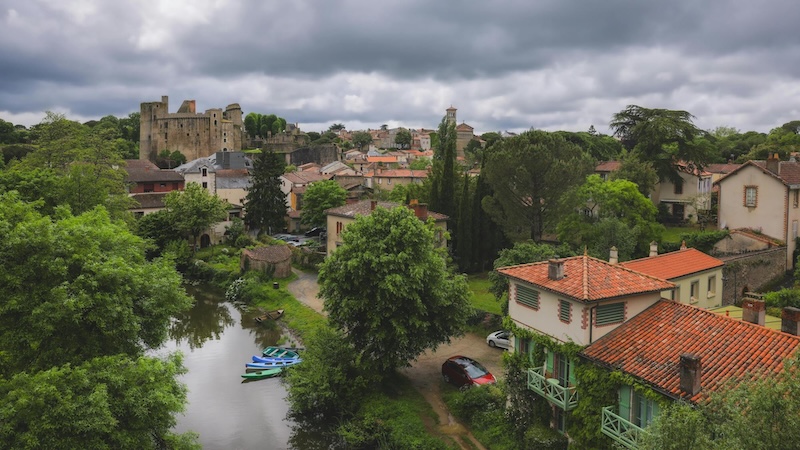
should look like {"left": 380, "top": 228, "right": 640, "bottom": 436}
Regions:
{"left": 154, "top": 284, "right": 295, "bottom": 450}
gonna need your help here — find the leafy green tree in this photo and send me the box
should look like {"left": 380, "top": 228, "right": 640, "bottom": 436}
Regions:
{"left": 554, "top": 130, "right": 623, "bottom": 161}
{"left": 557, "top": 174, "right": 663, "bottom": 259}
{"left": 328, "top": 123, "right": 346, "bottom": 132}
{"left": 0, "top": 354, "right": 199, "bottom": 449}
{"left": 395, "top": 128, "right": 412, "bottom": 149}
{"left": 1, "top": 144, "right": 36, "bottom": 164}
{"left": 244, "top": 150, "right": 287, "bottom": 234}
{"left": 244, "top": 113, "right": 259, "bottom": 138}
{"left": 482, "top": 130, "right": 594, "bottom": 241}
{"left": 409, "top": 156, "right": 431, "bottom": 170}
{"left": 488, "top": 241, "right": 559, "bottom": 299}
{"left": 351, "top": 131, "right": 373, "bottom": 151}
{"left": 0, "top": 166, "right": 64, "bottom": 215}
{"left": 285, "top": 326, "right": 375, "bottom": 423}
{"left": 25, "top": 111, "right": 87, "bottom": 169}
{"left": 638, "top": 402, "right": 712, "bottom": 450}
{"left": 481, "top": 132, "right": 502, "bottom": 150}
{"left": 469, "top": 164, "right": 509, "bottom": 272}
{"left": 0, "top": 193, "right": 193, "bottom": 374}
{"left": 318, "top": 206, "right": 472, "bottom": 375}
{"left": 610, "top": 150, "right": 660, "bottom": 196}
{"left": 164, "top": 182, "right": 229, "bottom": 248}
{"left": 610, "top": 105, "right": 713, "bottom": 183}
{"left": 135, "top": 209, "right": 184, "bottom": 257}
{"left": 301, "top": 179, "right": 346, "bottom": 227}
{"left": 306, "top": 131, "right": 321, "bottom": 142}
{"left": 464, "top": 138, "right": 483, "bottom": 162}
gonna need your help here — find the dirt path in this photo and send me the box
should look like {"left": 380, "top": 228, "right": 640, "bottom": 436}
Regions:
{"left": 287, "top": 268, "right": 504, "bottom": 450}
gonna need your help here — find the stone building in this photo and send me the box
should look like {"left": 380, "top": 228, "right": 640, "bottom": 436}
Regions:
{"left": 444, "top": 106, "right": 476, "bottom": 158}
{"left": 139, "top": 96, "right": 244, "bottom": 162}
{"left": 240, "top": 245, "right": 293, "bottom": 278}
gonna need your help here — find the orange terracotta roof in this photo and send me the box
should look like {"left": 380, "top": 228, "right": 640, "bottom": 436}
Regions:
{"left": 620, "top": 248, "right": 723, "bottom": 280}
{"left": 366, "top": 156, "right": 398, "bottom": 163}
{"left": 580, "top": 300, "right": 800, "bottom": 403}
{"left": 365, "top": 169, "right": 428, "bottom": 178}
{"left": 497, "top": 255, "right": 674, "bottom": 302}
{"left": 595, "top": 161, "right": 621, "bottom": 172}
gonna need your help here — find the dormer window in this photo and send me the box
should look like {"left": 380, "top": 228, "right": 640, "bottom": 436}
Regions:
{"left": 201, "top": 168, "right": 208, "bottom": 177}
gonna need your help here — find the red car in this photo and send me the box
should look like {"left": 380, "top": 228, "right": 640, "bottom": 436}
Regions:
{"left": 441, "top": 355, "right": 496, "bottom": 388}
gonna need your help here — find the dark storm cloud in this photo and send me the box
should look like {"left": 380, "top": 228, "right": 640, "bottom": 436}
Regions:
{"left": 3, "top": 0, "right": 800, "bottom": 133}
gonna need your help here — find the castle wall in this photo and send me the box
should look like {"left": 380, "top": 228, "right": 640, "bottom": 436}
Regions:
{"left": 139, "top": 96, "right": 244, "bottom": 162}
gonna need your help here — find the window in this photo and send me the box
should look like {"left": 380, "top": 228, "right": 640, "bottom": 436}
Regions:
{"left": 619, "top": 386, "right": 660, "bottom": 428}
{"left": 336, "top": 221, "right": 343, "bottom": 236}
{"left": 794, "top": 190, "right": 799, "bottom": 208}
{"left": 674, "top": 179, "right": 683, "bottom": 195}
{"left": 559, "top": 300, "right": 571, "bottom": 323}
{"left": 201, "top": 168, "right": 208, "bottom": 177}
{"left": 745, "top": 186, "right": 757, "bottom": 207}
{"left": 708, "top": 276, "right": 716, "bottom": 297}
{"left": 387, "top": 178, "right": 392, "bottom": 185}
{"left": 202, "top": 182, "right": 208, "bottom": 189}
{"left": 596, "top": 302, "right": 624, "bottom": 325}
{"left": 516, "top": 285, "right": 540, "bottom": 309}
{"left": 690, "top": 281, "right": 699, "bottom": 303}
{"left": 143, "top": 183, "right": 154, "bottom": 193}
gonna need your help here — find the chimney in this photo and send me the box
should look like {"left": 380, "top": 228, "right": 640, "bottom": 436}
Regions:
{"left": 766, "top": 152, "right": 780, "bottom": 174}
{"left": 679, "top": 354, "right": 702, "bottom": 396}
{"left": 741, "top": 298, "right": 766, "bottom": 326}
{"left": 370, "top": 200, "right": 377, "bottom": 211}
{"left": 411, "top": 203, "right": 428, "bottom": 220}
{"left": 781, "top": 307, "right": 800, "bottom": 335}
{"left": 649, "top": 241, "right": 658, "bottom": 257}
{"left": 548, "top": 259, "right": 565, "bottom": 281}
{"left": 609, "top": 246, "right": 618, "bottom": 264}
{"left": 680, "top": 240, "right": 687, "bottom": 250}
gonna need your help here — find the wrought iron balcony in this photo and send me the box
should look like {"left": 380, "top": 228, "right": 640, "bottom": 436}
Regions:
{"left": 526, "top": 367, "right": 578, "bottom": 411}
{"left": 601, "top": 406, "right": 646, "bottom": 449}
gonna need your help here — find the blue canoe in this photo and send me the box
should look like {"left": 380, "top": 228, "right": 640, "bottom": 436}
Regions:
{"left": 261, "top": 346, "right": 300, "bottom": 359}
{"left": 252, "top": 355, "right": 300, "bottom": 363}
{"left": 245, "top": 360, "right": 302, "bottom": 370}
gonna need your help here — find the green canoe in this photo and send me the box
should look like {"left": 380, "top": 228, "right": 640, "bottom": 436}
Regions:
{"left": 241, "top": 367, "right": 283, "bottom": 380}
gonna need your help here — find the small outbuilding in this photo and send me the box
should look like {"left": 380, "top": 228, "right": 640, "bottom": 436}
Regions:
{"left": 240, "top": 245, "right": 293, "bottom": 278}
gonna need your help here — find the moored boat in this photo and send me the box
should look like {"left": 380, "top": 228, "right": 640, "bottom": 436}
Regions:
{"left": 252, "top": 355, "right": 300, "bottom": 363}
{"left": 261, "top": 346, "right": 300, "bottom": 359}
{"left": 245, "top": 360, "right": 301, "bottom": 370}
{"left": 240, "top": 367, "right": 283, "bottom": 380}
{"left": 255, "top": 309, "right": 284, "bottom": 323}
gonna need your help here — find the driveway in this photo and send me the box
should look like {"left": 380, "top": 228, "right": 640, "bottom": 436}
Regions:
{"left": 287, "top": 268, "right": 504, "bottom": 450}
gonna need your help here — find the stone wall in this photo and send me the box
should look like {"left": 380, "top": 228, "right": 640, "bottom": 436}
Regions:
{"left": 720, "top": 247, "right": 787, "bottom": 305}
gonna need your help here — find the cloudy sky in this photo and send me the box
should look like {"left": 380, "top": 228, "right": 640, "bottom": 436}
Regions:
{"left": 3, "top": 0, "right": 800, "bottom": 135}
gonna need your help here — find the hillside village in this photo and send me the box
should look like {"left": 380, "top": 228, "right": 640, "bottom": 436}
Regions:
{"left": 4, "top": 96, "right": 800, "bottom": 448}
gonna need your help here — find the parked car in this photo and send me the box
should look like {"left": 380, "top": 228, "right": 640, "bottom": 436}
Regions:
{"left": 486, "top": 330, "right": 511, "bottom": 350}
{"left": 441, "top": 355, "right": 496, "bottom": 388}
{"left": 304, "top": 227, "right": 326, "bottom": 237}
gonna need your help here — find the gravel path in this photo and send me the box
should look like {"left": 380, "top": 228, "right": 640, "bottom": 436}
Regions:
{"left": 287, "top": 268, "right": 504, "bottom": 450}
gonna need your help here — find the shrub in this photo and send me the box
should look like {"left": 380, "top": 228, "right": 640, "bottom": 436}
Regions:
{"left": 522, "top": 425, "right": 568, "bottom": 450}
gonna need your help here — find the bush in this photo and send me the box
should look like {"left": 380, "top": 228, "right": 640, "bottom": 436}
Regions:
{"left": 522, "top": 425, "right": 568, "bottom": 450}
{"left": 234, "top": 234, "right": 254, "bottom": 248}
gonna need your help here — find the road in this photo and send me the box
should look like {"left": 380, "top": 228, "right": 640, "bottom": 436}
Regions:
{"left": 287, "top": 268, "right": 504, "bottom": 450}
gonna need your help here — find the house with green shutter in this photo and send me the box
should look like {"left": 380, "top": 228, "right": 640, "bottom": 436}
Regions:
{"left": 497, "top": 254, "right": 674, "bottom": 435}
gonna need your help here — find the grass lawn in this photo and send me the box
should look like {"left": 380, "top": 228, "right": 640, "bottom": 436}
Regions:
{"left": 662, "top": 225, "right": 697, "bottom": 243}
{"left": 468, "top": 273, "right": 503, "bottom": 316}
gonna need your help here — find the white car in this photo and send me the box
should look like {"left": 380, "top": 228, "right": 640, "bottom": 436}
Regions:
{"left": 486, "top": 330, "right": 511, "bottom": 350}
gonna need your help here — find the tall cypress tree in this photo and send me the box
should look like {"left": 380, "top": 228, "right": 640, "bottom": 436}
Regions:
{"left": 456, "top": 174, "right": 473, "bottom": 271}
{"left": 439, "top": 119, "right": 457, "bottom": 220}
{"left": 244, "top": 150, "right": 287, "bottom": 234}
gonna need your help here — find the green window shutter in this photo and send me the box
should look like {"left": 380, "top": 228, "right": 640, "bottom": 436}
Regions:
{"left": 546, "top": 350, "right": 554, "bottom": 375}
{"left": 568, "top": 359, "right": 577, "bottom": 386}
{"left": 619, "top": 386, "right": 631, "bottom": 420}
{"left": 516, "top": 284, "right": 540, "bottom": 309}
{"left": 596, "top": 302, "right": 625, "bottom": 325}
{"left": 651, "top": 400, "right": 660, "bottom": 423}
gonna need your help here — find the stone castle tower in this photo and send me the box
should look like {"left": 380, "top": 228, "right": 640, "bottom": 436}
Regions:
{"left": 139, "top": 96, "right": 244, "bottom": 162}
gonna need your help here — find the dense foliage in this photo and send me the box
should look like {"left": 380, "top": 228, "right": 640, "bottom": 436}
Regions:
{"left": 318, "top": 206, "right": 473, "bottom": 374}
{"left": 301, "top": 179, "right": 347, "bottom": 227}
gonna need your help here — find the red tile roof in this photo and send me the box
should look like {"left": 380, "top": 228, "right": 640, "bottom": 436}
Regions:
{"left": 365, "top": 169, "right": 428, "bottom": 178}
{"left": 716, "top": 160, "right": 800, "bottom": 186}
{"left": 497, "top": 255, "right": 674, "bottom": 302}
{"left": 620, "top": 248, "right": 723, "bottom": 280}
{"left": 325, "top": 200, "right": 447, "bottom": 221}
{"left": 595, "top": 161, "right": 621, "bottom": 172}
{"left": 705, "top": 163, "right": 742, "bottom": 175}
{"left": 366, "top": 156, "right": 398, "bottom": 163}
{"left": 124, "top": 159, "right": 185, "bottom": 183}
{"left": 580, "top": 300, "right": 800, "bottom": 403}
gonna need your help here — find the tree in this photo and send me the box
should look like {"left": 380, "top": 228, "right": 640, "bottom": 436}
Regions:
{"left": 0, "top": 354, "right": 199, "bottom": 449}
{"left": 306, "top": 131, "right": 321, "bottom": 142}
{"left": 0, "top": 193, "right": 193, "bottom": 374}
{"left": 557, "top": 174, "right": 663, "bottom": 259}
{"left": 164, "top": 182, "right": 229, "bottom": 248}
{"left": 328, "top": 123, "right": 346, "bottom": 132}
{"left": 610, "top": 150, "right": 659, "bottom": 197}
{"left": 395, "top": 128, "right": 412, "bottom": 149}
{"left": 409, "top": 157, "right": 431, "bottom": 170}
{"left": 301, "top": 180, "right": 347, "bottom": 227}
{"left": 487, "top": 241, "right": 560, "bottom": 300}
{"left": 318, "top": 206, "right": 472, "bottom": 375}
{"left": 244, "top": 150, "right": 287, "bottom": 234}
{"left": 433, "top": 117, "right": 457, "bottom": 219}
{"left": 464, "top": 138, "right": 483, "bottom": 162}
{"left": 351, "top": 131, "right": 372, "bottom": 151}
{"left": 482, "top": 130, "right": 594, "bottom": 241}
{"left": 610, "top": 105, "right": 713, "bottom": 183}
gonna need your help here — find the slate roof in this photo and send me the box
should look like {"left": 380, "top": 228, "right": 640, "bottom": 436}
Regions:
{"left": 216, "top": 169, "right": 251, "bottom": 189}
{"left": 325, "top": 200, "right": 448, "bottom": 221}
{"left": 580, "top": 300, "right": 800, "bottom": 403}
{"left": 620, "top": 248, "right": 724, "bottom": 280}
{"left": 497, "top": 255, "right": 674, "bottom": 302}
{"left": 124, "top": 160, "right": 185, "bottom": 183}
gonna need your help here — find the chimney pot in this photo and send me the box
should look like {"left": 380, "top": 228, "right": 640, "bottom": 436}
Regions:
{"left": 649, "top": 241, "right": 658, "bottom": 257}
{"left": 766, "top": 153, "right": 780, "bottom": 174}
{"left": 742, "top": 298, "right": 766, "bottom": 326}
{"left": 548, "top": 259, "right": 565, "bottom": 280}
{"left": 609, "top": 246, "right": 618, "bottom": 264}
{"left": 782, "top": 307, "right": 800, "bottom": 336}
{"left": 679, "top": 354, "right": 702, "bottom": 396}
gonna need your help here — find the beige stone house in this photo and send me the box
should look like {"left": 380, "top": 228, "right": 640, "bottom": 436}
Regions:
{"left": 715, "top": 154, "right": 800, "bottom": 269}
{"left": 324, "top": 200, "right": 447, "bottom": 255}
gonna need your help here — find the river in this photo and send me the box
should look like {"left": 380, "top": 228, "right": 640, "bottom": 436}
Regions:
{"left": 154, "top": 284, "right": 294, "bottom": 449}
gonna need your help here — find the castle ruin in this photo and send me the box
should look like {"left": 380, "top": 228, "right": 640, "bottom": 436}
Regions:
{"left": 139, "top": 96, "right": 244, "bottom": 162}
